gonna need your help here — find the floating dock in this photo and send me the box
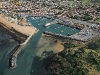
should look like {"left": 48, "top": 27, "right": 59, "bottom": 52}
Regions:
{"left": 44, "top": 20, "right": 58, "bottom": 27}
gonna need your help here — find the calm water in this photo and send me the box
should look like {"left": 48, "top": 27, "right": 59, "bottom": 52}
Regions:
{"left": 0, "top": 17, "right": 80, "bottom": 75}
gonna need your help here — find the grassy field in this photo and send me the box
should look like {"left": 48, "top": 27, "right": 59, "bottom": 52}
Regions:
{"left": 95, "top": 18, "right": 100, "bottom": 22}
{"left": 61, "top": 1, "right": 74, "bottom": 5}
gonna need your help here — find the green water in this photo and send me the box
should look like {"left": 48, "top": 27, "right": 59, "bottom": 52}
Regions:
{"left": 0, "top": 17, "right": 80, "bottom": 75}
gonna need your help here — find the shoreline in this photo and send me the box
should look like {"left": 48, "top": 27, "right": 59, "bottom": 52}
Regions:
{"left": 0, "top": 14, "right": 39, "bottom": 69}
{"left": 0, "top": 14, "right": 36, "bottom": 36}
{"left": 0, "top": 14, "right": 38, "bottom": 43}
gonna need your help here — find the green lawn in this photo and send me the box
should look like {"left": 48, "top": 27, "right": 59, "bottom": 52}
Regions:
{"left": 61, "top": 1, "right": 74, "bottom": 5}
{"left": 95, "top": 18, "right": 100, "bottom": 22}
{"left": 83, "top": 0, "right": 92, "bottom": 4}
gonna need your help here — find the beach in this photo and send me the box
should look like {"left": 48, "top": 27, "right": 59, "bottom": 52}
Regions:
{"left": 0, "top": 14, "right": 36, "bottom": 36}
{"left": 54, "top": 41, "right": 64, "bottom": 52}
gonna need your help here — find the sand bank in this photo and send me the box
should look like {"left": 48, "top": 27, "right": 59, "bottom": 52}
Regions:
{"left": 35, "top": 34, "right": 65, "bottom": 57}
{"left": 0, "top": 14, "right": 35, "bottom": 36}
{"left": 54, "top": 41, "right": 64, "bottom": 52}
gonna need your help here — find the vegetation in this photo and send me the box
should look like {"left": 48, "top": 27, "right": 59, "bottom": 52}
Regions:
{"left": 87, "top": 39, "right": 100, "bottom": 50}
{"left": 63, "top": 42, "right": 76, "bottom": 49}
{"left": 94, "top": 18, "right": 100, "bottom": 22}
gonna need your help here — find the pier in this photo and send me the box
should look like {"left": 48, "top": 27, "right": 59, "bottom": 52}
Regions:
{"left": 9, "top": 28, "right": 37, "bottom": 69}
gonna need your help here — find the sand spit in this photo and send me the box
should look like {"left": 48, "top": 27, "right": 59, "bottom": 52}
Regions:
{"left": 54, "top": 41, "right": 64, "bottom": 52}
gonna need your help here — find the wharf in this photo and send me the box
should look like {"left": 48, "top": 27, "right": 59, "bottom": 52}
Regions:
{"left": 69, "top": 28, "right": 99, "bottom": 42}
{"left": 43, "top": 28, "right": 99, "bottom": 42}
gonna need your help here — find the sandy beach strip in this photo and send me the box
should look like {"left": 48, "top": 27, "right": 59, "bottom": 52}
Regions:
{"left": 0, "top": 14, "right": 36, "bottom": 36}
{"left": 54, "top": 41, "right": 64, "bottom": 52}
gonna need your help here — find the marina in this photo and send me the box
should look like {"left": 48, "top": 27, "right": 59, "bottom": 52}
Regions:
{"left": 27, "top": 17, "right": 80, "bottom": 36}
{"left": 27, "top": 16, "right": 99, "bottom": 42}
{"left": 0, "top": 0, "right": 100, "bottom": 75}
{"left": 0, "top": 16, "right": 98, "bottom": 75}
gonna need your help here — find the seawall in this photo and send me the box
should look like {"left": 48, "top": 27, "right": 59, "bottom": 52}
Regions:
{"left": 9, "top": 28, "right": 38, "bottom": 69}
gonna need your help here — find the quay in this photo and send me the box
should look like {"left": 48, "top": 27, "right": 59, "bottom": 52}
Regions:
{"left": 43, "top": 28, "right": 99, "bottom": 42}
{"left": 43, "top": 31, "right": 69, "bottom": 39}
{"left": 9, "top": 27, "right": 38, "bottom": 69}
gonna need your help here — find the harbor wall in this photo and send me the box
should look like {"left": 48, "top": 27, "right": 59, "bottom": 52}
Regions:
{"left": 43, "top": 31, "right": 88, "bottom": 42}
{"left": 9, "top": 28, "right": 38, "bottom": 69}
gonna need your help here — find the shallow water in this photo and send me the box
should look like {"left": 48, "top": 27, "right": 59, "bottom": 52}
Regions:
{"left": 0, "top": 17, "right": 80, "bottom": 75}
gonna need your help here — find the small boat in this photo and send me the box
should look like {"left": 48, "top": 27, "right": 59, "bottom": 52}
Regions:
{"left": 32, "top": 17, "right": 34, "bottom": 19}
{"left": 47, "top": 26, "right": 50, "bottom": 28}
{"left": 61, "top": 30, "right": 63, "bottom": 32}
{"left": 55, "top": 28, "right": 57, "bottom": 29}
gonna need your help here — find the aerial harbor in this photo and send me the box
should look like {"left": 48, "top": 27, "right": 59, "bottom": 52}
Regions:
{"left": 0, "top": 0, "right": 100, "bottom": 75}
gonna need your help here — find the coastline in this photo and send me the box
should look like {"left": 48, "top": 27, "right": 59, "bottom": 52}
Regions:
{"left": 0, "top": 14, "right": 36, "bottom": 36}
{"left": 0, "top": 14, "right": 38, "bottom": 43}
{"left": 0, "top": 14, "right": 39, "bottom": 69}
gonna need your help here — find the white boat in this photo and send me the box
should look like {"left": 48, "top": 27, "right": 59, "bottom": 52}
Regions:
{"left": 32, "top": 17, "right": 34, "bottom": 19}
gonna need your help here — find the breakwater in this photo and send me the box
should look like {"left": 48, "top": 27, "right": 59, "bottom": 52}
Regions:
{"left": 43, "top": 31, "right": 91, "bottom": 42}
{"left": 9, "top": 28, "right": 38, "bottom": 69}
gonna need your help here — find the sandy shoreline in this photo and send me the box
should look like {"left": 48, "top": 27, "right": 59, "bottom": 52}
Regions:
{"left": 0, "top": 14, "right": 36, "bottom": 36}
{"left": 54, "top": 41, "right": 64, "bottom": 52}
{"left": 35, "top": 34, "right": 65, "bottom": 57}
